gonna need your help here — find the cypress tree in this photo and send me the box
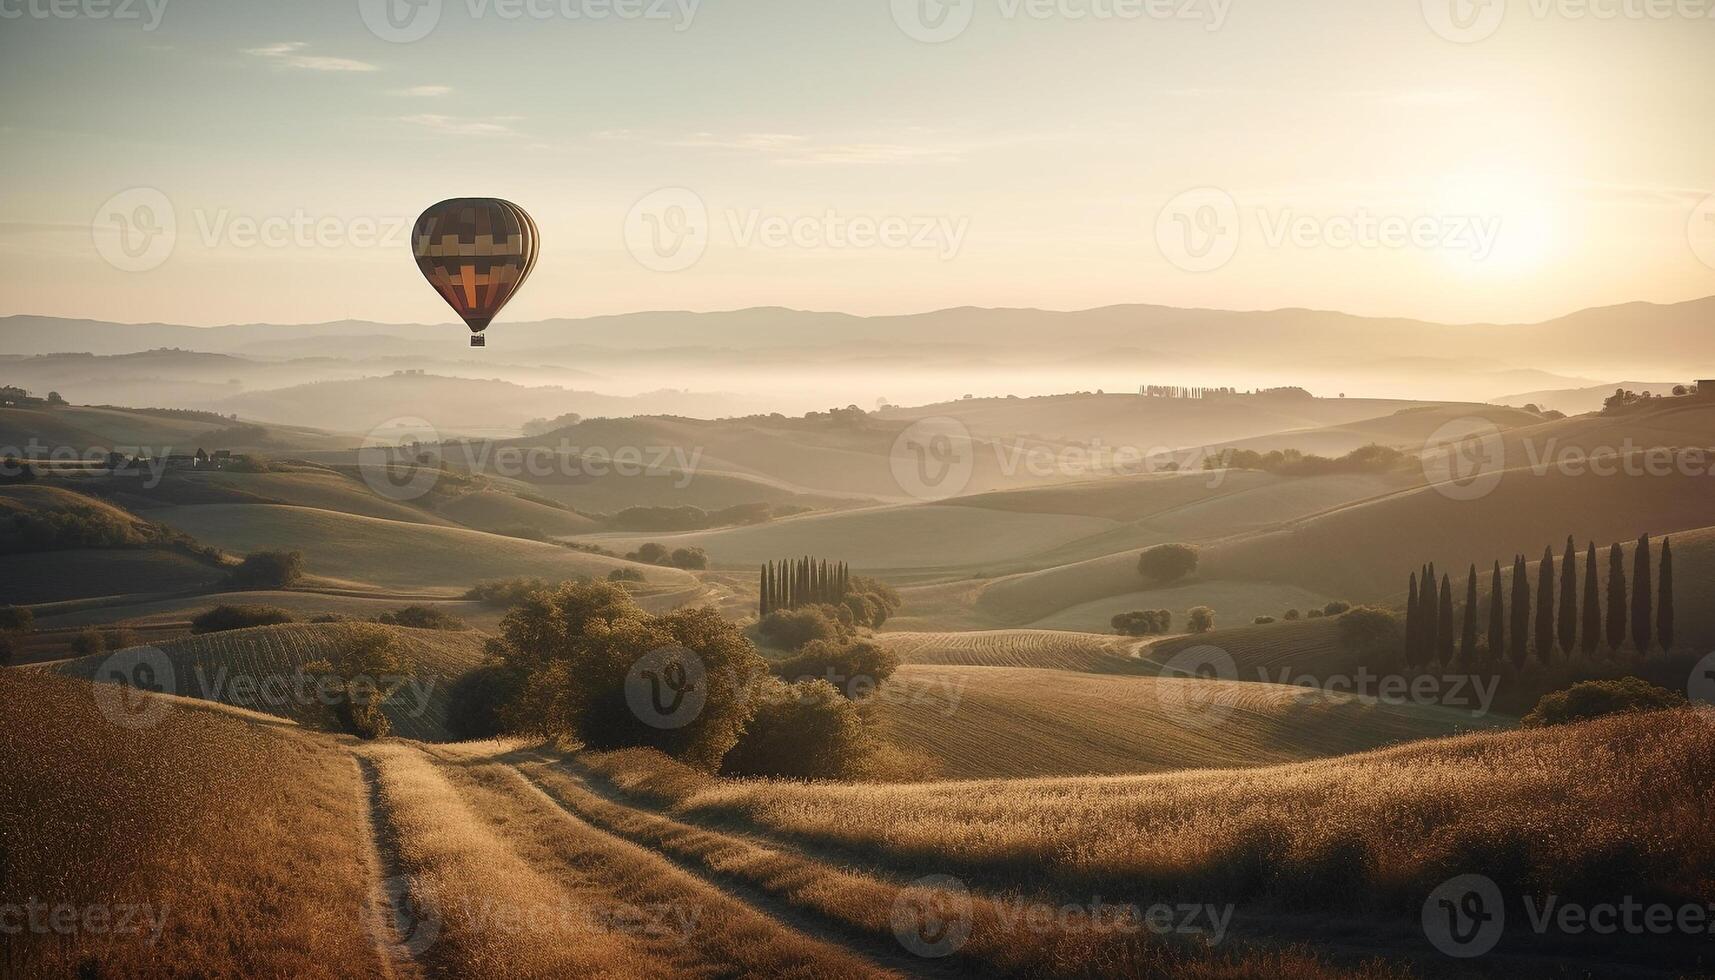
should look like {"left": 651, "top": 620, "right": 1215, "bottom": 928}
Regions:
{"left": 1580, "top": 542, "right": 1600, "bottom": 657}
{"left": 1509, "top": 555, "right": 1530, "bottom": 669}
{"left": 1405, "top": 571, "right": 1419, "bottom": 666}
{"left": 1606, "top": 543, "right": 1627, "bottom": 653}
{"left": 1557, "top": 537, "right": 1577, "bottom": 658}
{"left": 1437, "top": 573, "right": 1454, "bottom": 667}
{"left": 1459, "top": 566, "right": 1478, "bottom": 667}
{"left": 1420, "top": 568, "right": 1439, "bottom": 667}
{"left": 760, "top": 563, "right": 771, "bottom": 617}
{"left": 1631, "top": 534, "right": 1652, "bottom": 655}
{"left": 1658, "top": 537, "right": 1675, "bottom": 653}
{"left": 1534, "top": 545, "right": 1555, "bottom": 662}
{"left": 1487, "top": 561, "right": 1504, "bottom": 665}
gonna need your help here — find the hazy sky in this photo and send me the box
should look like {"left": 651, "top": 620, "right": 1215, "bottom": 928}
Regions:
{"left": 2, "top": 0, "right": 1712, "bottom": 327}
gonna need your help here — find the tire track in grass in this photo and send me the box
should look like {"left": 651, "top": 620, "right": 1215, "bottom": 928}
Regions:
{"left": 419, "top": 745, "right": 910, "bottom": 979}
{"left": 354, "top": 755, "right": 427, "bottom": 980}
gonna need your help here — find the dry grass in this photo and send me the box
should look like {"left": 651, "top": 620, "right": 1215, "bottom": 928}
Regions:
{"left": 418, "top": 742, "right": 898, "bottom": 978}
{"left": 577, "top": 708, "right": 1715, "bottom": 912}
{"left": 359, "top": 742, "right": 642, "bottom": 978}
{"left": 878, "top": 629, "right": 1148, "bottom": 671}
{"left": 876, "top": 665, "right": 1493, "bottom": 779}
{"left": 0, "top": 671, "right": 384, "bottom": 978}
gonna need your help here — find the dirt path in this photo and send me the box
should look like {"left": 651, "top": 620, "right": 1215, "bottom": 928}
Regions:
{"left": 353, "top": 756, "right": 429, "bottom": 980}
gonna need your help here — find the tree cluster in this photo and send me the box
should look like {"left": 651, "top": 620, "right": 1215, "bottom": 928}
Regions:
{"left": 1403, "top": 535, "right": 1675, "bottom": 669}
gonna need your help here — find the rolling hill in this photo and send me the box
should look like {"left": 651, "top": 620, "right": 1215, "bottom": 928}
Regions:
{"left": 151, "top": 504, "right": 697, "bottom": 595}
{"left": 53, "top": 622, "right": 486, "bottom": 740}
{"left": 875, "top": 664, "right": 1493, "bottom": 779}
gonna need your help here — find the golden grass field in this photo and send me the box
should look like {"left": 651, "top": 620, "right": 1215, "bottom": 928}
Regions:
{"left": 152, "top": 503, "right": 695, "bottom": 594}
{"left": 0, "top": 548, "right": 227, "bottom": 605}
{"left": 874, "top": 665, "right": 1495, "bottom": 779}
{"left": 878, "top": 629, "right": 1150, "bottom": 671}
{"left": 53, "top": 623, "right": 487, "bottom": 741}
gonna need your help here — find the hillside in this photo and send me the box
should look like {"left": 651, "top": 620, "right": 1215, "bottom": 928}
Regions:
{"left": 876, "top": 665, "right": 1491, "bottom": 779}
{"left": 151, "top": 504, "right": 696, "bottom": 595}
{"left": 877, "top": 629, "right": 1149, "bottom": 671}
{"left": 0, "top": 403, "right": 346, "bottom": 452}
{"left": 53, "top": 622, "right": 486, "bottom": 740}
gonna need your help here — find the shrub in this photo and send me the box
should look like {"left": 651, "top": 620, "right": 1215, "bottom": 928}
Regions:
{"left": 1322, "top": 600, "right": 1352, "bottom": 616}
{"left": 1253, "top": 616, "right": 1276, "bottom": 625}
{"left": 1186, "top": 606, "right": 1216, "bottom": 634}
{"left": 464, "top": 577, "right": 556, "bottom": 607}
{"left": 104, "top": 628, "right": 142, "bottom": 651}
{"left": 1522, "top": 678, "right": 1686, "bottom": 728}
{"left": 720, "top": 677, "right": 875, "bottom": 780}
{"left": 625, "top": 542, "right": 671, "bottom": 565}
{"left": 607, "top": 568, "right": 646, "bottom": 584}
{"left": 1137, "top": 544, "right": 1199, "bottom": 584}
{"left": 757, "top": 607, "right": 842, "bottom": 651}
{"left": 1111, "top": 610, "right": 1172, "bottom": 636}
{"left": 70, "top": 629, "right": 107, "bottom": 656}
{"left": 0, "top": 606, "right": 34, "bottom": 632}
{"left": 1284, "top": 609, "right": 1301, "bottom": 621}
{"left": 669, "top": 547, "right": 708, "bottom": 570}
{"left": 191, "top": 604, "right": 296, "bottom": 634}
{"left": 1336, "top": 607, "right": 1402, "bottom": 663}
{"left": 1307, "top": 609, "right": 1325, "bottom": 619}
{"left": 0, "top": 633, "right": 14, "bottom": 666}
{"left": 375, "top": 605, "right": 468, "bottom": 631}
{"left": 771, "top": 639, "right": 898, "bottom": 697}
{"left": 446, "top": 664, "right": 526, "bottom": 740}
{"left": 230, "top": 550, "right": 303, "bottom": 590}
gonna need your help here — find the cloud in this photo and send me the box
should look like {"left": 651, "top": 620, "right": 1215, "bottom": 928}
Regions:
{"left": 401, "top": 114, "right": 521, "bottom": 136}
{"left": 662, "top": 131, "right": 966, "bottom": 165}
{"left": 243, "top": 42, "right": 378, "bottom": 73}
{"left": 390, "top": 85, "right": 453, "bottom": 97}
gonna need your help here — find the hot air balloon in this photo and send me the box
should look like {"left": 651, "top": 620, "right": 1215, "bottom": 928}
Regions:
{"left": 411, "top": 198, "right": 539, "bottom": 347}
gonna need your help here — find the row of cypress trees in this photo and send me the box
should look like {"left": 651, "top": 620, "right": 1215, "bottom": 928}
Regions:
{"left": 1404, "top": 534, "right": 1674, "bottom": 668}
{"left": 759, "top": 558, "right": 851, "bottom": 617}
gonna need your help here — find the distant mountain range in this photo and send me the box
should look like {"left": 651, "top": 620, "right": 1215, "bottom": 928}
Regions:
{"left": 3, "top": 296, "right": 1709, "bottom": 426}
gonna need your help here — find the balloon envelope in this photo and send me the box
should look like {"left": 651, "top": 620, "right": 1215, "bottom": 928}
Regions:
{"left": 412, "top": 198, "right": 539, "bottom": 346}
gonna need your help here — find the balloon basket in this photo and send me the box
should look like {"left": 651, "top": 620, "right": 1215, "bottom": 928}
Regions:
{"left": 471, "top": 335, "right": 486, "bottom": 348}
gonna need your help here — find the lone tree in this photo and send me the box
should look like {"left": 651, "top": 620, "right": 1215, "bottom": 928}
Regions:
{"left": 1580, "top": 542, "right": 1600, "bottom": 657}
{"left": 1336, "top": 607, "right": 1402, "bottom": 665}
{"left": 1658, "top": 537, "right": 1675, "bottom": 653}
{"left": 1459, "top": 567, "right": 1478, "bottom": 667}
{"left": 1631, "top": 534, "right": 1652, "bottom": 655}
{"left": 1534, "top": 545, "right": 1555, "bottom": 662}
{"left": 231, "top": 550, "right": 304, "bottom": 591}
{"left": 1137, "top": 544, "right": 1199, "bottom": 585}
{"left": 1486, "top": 561, "right": 1504, "bottom": 665}
{"left": 1436, "top": 573, "right": 1454, "bottom": 667}
{"left": 1509, "top": 555, "right": 1530, "bottom": 669}
{"left": 1606, "top": 542, "right": 1627, "bottom": 653}
{"left": 1557, "top": 537, "right": 1577, "bottom": 658}
{"left": 1186, "top": 606, "right": 1216, "bottom": 634}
